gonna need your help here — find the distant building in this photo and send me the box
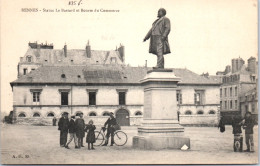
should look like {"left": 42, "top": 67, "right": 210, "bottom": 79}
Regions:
{"left": 219, "top": 57, "right": 258, "bottom": 123}
{"left": 10, "top": 42, "right": 221, "bottom": 126}
{"left": 240, "top": 87, "right": 258, "bottom": 123}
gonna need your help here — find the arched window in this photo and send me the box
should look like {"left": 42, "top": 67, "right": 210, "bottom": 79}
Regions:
{"left": 135, "top": 111, "right": 142, "bottom": 116}
{"left": 197, "top": 110, "right": 204, "bottom": 114}
{"left": 102, "top": 112, "right": 110, "bottom": 116}
{"left": 89, "top": 112, "right": 97, "bottom": 116}
{"left": 76, "top": 112, "right": 83, "bottom": 116}
{"left": 33, "top": 113, "right": 40, "bottom": 117}
{"left": 209, "top": 110, "right": 216, "bottom": 114}
{"left": 185, "top": 110, "right": 192, "bottom": 115}
{"left": 18, "top": 113, "right": 26, "bottom": 117}
{"left": 47, "top": 113, "right": 55, "bottom": 117}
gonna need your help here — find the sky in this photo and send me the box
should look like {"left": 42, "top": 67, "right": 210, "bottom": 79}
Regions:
{"left": 0, "top": 0, "right": 258, "bottom": 113}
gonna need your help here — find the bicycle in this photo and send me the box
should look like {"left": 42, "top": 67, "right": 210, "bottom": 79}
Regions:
{"left": 94, "top": 127, "right": 128, "bottom": 146}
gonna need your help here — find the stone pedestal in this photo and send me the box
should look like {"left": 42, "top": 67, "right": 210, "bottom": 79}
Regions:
{"left": 133, "top": 69, "right": 190, "bottom": 150}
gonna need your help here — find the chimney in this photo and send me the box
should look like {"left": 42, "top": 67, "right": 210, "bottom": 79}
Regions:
{"left": 232, "top": 58, "right": 244, "bottom": 73}
{"left": 63, "top": 43, "right": 67, "bottom": 57}
{"left": 224, "top": 65, "right": 231, "bottom": 74}
{"left": 118, "top": 43, "right": 125, "bottom": 63}
{"left": 86, "top": 40, "right": 91, "bottom": 58}
{"left": 247, "top": 57, "right": 256, "bottom": 73}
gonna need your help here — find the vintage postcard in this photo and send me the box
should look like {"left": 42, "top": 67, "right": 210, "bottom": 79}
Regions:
{"left": 0, "top": 0, "right": 258, "bottom": 164}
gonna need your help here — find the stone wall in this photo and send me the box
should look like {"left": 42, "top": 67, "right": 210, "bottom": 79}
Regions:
{"left": 179, "top": 114, "right": 219, "bottom": 126}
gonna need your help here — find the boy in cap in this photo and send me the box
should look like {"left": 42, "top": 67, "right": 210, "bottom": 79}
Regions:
{"left": 65, "top": 115, "right": 78, "bottom": 149}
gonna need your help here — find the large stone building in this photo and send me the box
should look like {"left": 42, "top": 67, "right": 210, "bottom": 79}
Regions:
{"left": 10, "top": 42, "right": 221, "bottom": 126}
{"left": 218, "top": 57, "right": 258, "bottom": 123}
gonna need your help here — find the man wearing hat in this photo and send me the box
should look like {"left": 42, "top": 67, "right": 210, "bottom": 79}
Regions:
{"left": 102, "top": 112, "right": 117, "bottom": 146}
{"left": 58, "top": 112, "right": 69, "bottom": 147}
{"left": 143, "top": 8, "right": 171, "bottom": 69}
{"left": 242, "top": 111, "right": 255, "bottom": 152}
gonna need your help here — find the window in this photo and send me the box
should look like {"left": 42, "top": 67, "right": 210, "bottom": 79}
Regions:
{"left": 76, "top": 112, "right": 83, "bottom": 116}
{"left": 224, "top": 101, "right": 227, "bottom": 109}
{"left": 252, "top": 103, "right": 255, "bottom": 113}
{"left": 220, "top": 88, "right": 222, "bottom": 97}
{"left": 235, "top": 87, "right": 238, "bottom": 96}
{"left": 30, "top": 89, "right": 42, "bottom": 104}
{"left": 47, "top": 113, "right": 54, "bottom": 117}
{"left": 209, "top": 110, "right": 215, "bottom": 114}
{"left": 230, "top": 87, "right": 232, "bottom": 97}
{"left": 33, "top": 113, "right": 40, "bottom": 117}
{"left": 194, "top": 90, "right": 204, "bottom": 105}
{"left": 89, "top": 92, "right": 96, "bottom": 105}
{"left": 61, "top": 74, "right": 66, "bottom": 78}
{"left": 235, "top": 100, "right": 238, "bottom": 109}
{"left": 31, "top": 68, "right": 35, "bottom": 71}
{"left": 18, "top": 113, "right": 26, "bottom": 117}
{"left": 111, "top": 57, "right": 117, "bottom": 63}
{"left": 89, "top": 112, "right": 97, "bottom": 116}
{"left": 33, "top": 92, "right": 40, "bottom": 102}
{"left": 135, "top": 111, "right": 142, "bottom": 116}
{"left": 87, "top": 89, "right": 98, "bottom": 106}
{"left": 117, "top": 89, "right": 127, "bottom": 105}
{"left": 61, "top": 92, "right": 69, "bottom": 105}
{"left": 103, "top": 112, "right": 110, "bottom": 116}
{"left": 176, "top": 90, "right": 182, "bottom": 104}
{"left": 230, "top": 100, "right": 232, "bottom": 110}
{"left": 119, "top": 92, "right": 126, "bottom": 105}
{"left": 23, "top": 68, "right": 27, "bottom": 75}
{"left": 197, "top": 110, "right": 204, "bottom": 114}
{"left": 224, "top": 88, "right": 227, "bottom": 97}
{"left": 27, "top": 56, "right": 32, "bottom": 62}
{"left": 185, "top": 110, "right": 192, "bottom": 115}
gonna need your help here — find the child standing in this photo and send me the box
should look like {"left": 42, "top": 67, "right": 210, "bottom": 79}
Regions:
{"left": 85, "top": 120, "right": 96, "bottom": 150}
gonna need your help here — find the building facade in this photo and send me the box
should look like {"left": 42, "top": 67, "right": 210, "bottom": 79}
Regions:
{"left": 218, "top": 57, "right": 258, "bottom": 123}
{"left": 10, "top": 43, "right": 221, "bottom": 126}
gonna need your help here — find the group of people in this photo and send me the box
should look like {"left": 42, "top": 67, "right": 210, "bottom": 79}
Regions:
{"left": 219, "top": 111, "right": 255, "bottom": 152}
{"left": 58, "top": 112, "right": 117, "bottom": 150}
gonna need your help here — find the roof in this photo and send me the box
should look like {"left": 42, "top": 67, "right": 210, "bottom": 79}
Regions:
{"left": 21, "top": 47, "right": 123, "bottom": 65}
{"left": 10, "top": 65, "right": 221, "bottom": 85}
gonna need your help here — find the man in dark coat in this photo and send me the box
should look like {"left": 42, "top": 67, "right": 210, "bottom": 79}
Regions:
{"left": 58, "top": 112, "right": 69, "bottom": 147}
{"left": 242, "top": 112, "right": 255, "bottom": 152}
{"left": 102, "top": 112, "right": 117, "bottom": 146}
{"left": 143, "top": 8, "right": 171, "bottom": 69}
{"left": 65, "top": 115, "right": 78, "bottom": 149}
{"left": 75, "top": 113, "right": 85, "bottom": 148}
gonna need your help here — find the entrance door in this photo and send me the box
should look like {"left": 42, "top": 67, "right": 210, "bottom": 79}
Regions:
{"left": 116, "top": 109, "right": 130, "bottom": 126}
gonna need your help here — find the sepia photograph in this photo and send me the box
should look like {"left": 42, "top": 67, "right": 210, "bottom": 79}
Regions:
{"left": 0, "top": 0, "right": 258, "bottom": 164}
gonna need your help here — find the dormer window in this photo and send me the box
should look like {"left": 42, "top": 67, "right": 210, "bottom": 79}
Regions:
{"left": 45, "top": 60, "right": 48, "bottom": 62}
{"left": 61, "top": 74, "right": 66, "bottom": 78}
{"left": 27, "top": 56, "right": 32, "bottom": 62}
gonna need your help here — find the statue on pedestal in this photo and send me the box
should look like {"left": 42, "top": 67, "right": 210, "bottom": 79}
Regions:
{"left": 143, "top": 8, "right": 171, "bottom": 69}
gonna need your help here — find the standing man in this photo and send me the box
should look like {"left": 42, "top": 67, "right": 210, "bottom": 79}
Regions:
{"left": 242, "top": 112, "right": 255, "bottom": 152}
{"left": 143, "top": 8, "right": 171, "bottom": 69}
{"left": 58, "top": 112, "right": 69, "bottom": 147}
{"left": 102, "top": 112, "right": 117, "bottom": 146}
{"left": 65, "top": 115, "right": 78, "bottom": 149}
{"left": 75, "top": 113, "right": 85, "bottom": 148}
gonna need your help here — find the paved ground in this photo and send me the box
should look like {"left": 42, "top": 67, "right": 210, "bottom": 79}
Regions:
{"left": 0, "top": 124, "right": 258, "bottom": 164}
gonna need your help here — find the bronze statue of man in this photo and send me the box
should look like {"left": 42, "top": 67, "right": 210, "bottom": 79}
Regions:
{"left": 143, "top": 8, "right": 171, "bottom": 69}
